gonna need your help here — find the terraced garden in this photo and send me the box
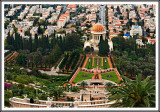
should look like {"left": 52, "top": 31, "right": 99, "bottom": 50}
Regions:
{"left": 59, "top": 51, "right": 81, "bottom": 73}
{"left": 85, "top": 57, "right": 110, "bottom": 69}
{"left": 94, "top": 58, "right": 102, "bottom": 68}
{"left": 101, "top": 72, "right": 120, "bottom": 83}
{"left": 85, "top": 58, "right": 93, "bottom": 69}
{"left": 102, "top": 58, "right": 110, "bottom": 69}
{"left": 72, "top": 71, "right": 93, "bottom": 83}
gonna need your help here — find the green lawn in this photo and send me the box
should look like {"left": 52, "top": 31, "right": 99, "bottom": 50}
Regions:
{"left": 73, "top": 71, "right": 93, "bottom": 83}
{"left": 94, "top": 58, "right": 110, "bottom": 69}
{"left": 102, "top": 58, "right": 110, "bottom": 69}
{"left": 101, "top": 72, "right": 120, "bottom": 83}
{"left": 85, "top": 57, "right": 110, "bottom": 69}
{"left": 85, "top": 58, "right": 93, "bottom": 69}
{"left": 94, "top": 58, "right": 102, "bottom": 68}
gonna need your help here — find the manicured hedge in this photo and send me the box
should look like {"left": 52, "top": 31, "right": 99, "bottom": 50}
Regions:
{"left": 59, "top": 53, "right": 69, "bottom": 69}
{"left": 71, "top": 53, "right": 80, "bottom": 69}
{"left": 54, "top": 54, "right": 64, "bottom": 68}
{"left": 80, "top": 55, "right": 86, "bottom": 67}
{"left": 66, "top": 52, "right": 76, "bottom": 70}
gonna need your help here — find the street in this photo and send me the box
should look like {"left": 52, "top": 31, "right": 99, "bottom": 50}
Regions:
{"left": 99, "top": 4, "right": 105, "bottom": 26}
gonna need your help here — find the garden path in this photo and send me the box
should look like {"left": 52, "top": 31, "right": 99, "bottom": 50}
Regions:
{"left": 39, "top": 68, "right": 69, "bottom": 76}
{"left": 69, "top": 68, "right": 81, "bottom": 83}
{"left": 92, "top": 57, "right": 94, "bottom": 66}
{"left": 91, "top": 68, "right": 102, "bottom": 80}
{"left": 82, "top": 56, "right": 89, "bottom": 68}
{"left": 107, "top": 57, "right": 113, "bottom": 68}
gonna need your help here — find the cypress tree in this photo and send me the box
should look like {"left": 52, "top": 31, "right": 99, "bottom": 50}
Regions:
{"left": 50, "top": 38, "right": 54, "bottom": 49}
{"left": 34, "top": 34, "right": 38, "bottom": 51}
{"left": 14, "top": 32, "right": 18, "bottom": 50}
{"left": 20, "top": 35, "right": 23, "bottom": 50}
{"left": 46, "top": 35, "right": 49, "bottom": 50}
{"left": 29, "top": 36, "right": 32, "bottom": 52}
{"left": 6, "top": 32, "right": 11, "bottom": 45}
{"left": 99, "top": 38, "right": 109, "bottom": 56}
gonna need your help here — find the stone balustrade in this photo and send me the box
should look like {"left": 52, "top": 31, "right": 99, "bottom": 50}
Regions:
{"left": 9, "top": 97, "right": 115, "bottom": 108}
{"left": 9, "top": 97, "right": 48, "bottom": 108}
{"left": 78, "top": 101, "right": 115, "bottom": 108}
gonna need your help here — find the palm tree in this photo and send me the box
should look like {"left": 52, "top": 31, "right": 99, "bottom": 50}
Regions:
{"left": 80, "top": 81, "right": 88, "bottom": 89}
{"left": 105, "top": 82, "right": 115, "bottom": 87}
{"left": 49, "top": 87, "right": 64, "bottom": 101}
{"left": 106, "top": 74, "right": 155, "bottom": 107}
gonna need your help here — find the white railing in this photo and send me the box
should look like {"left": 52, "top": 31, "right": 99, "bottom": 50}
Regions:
{"left": 9, "top": 97, "right": 115, "bottom": 108}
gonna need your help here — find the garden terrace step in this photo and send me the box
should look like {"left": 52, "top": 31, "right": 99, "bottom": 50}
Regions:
{"left": 107, "top": 57, "right": 112, "bottom": 68}
{"left": 92, "top": 57, "right": 94, "bottom": 66}
{"left": 69, "top": 68, "right": 81, "bottom": 83}
{"left": 82, "top": 56, "right": 89, "bottom": 68}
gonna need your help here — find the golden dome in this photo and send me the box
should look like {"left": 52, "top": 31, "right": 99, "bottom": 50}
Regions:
{"left": 91, "top": 23, "right": 105, "bottom": 32}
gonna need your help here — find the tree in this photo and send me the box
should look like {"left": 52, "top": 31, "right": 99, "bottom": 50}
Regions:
{"left": 99, "top": 38, "right": 109, "bottom": 56}
{"left": 4, "top": 20, "right": 10, "bottom": 29}
{"left": 23, "top": 38, "right": 29, "bottom": 50}
{"left": 15, "top": 53, "right": 27, "bottom": 66}
{"left": 25, "top": 28, "right": 31, "bottom": 36}
{"left": 105, "top": 82, "right": 115, "bottom": 87}
{"left": 49, "top": 44, "right": 62, "bottom": 65}
{"left": 33, "top": 51, "right": 42, "bottom": 67}
{"left": 49, "top": 87, "right": 64, "bottom": 101}
{"left": 38, "top": 25, "right": 44, "bottom": 34}
{"left": 65, "top": 33, "right": 81, "bottom": 51}
{"left": 119, "top": 16, "right": 123, "bottom": 20}
{"left": 142, "top": 36, "right": 147, "bottom": 44}
{"left": 116, "top": 6, "right": 120, "bottom": 14}
{"left": 114, "top": 49, "right": 120, "bottom": 57}
{"left": 146, "top": 28, "right": 150, "bottom": 33}
{"left": 6, "top": 32, "right": 12, "bottom": 46}
{"left": 80, "top": 81, "right": 87, "bottom": 89}
{"left": 50, "top": 36, "right": 57, "bottom": 50}
{"left": 107, "top": 74, "right": 155, "bottom": 107}
{"left": 33, "top": 34, "right": 38, "bottom": 51}
{"left": 29, "top": 36, "right": 32, "bottom": 52}
{"left": 44, "top": 55, "right": 49, "bottom": 70}
{"left": 14, "top": 32, "right": 23, "bottom": 51}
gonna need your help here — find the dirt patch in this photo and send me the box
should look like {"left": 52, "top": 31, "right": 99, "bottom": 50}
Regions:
{"left": 106, "top": 75, "right": 113, "bottom": 78}
{"left": 82, "top": 75, "right": 88, "bottom": 77}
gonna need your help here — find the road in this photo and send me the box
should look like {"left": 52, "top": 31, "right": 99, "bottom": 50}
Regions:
{"left": 99, "top": 4, "right": 105, "bottom": 26}
{"left": 62, "top": 4, "right": 67, "bottom": 14}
